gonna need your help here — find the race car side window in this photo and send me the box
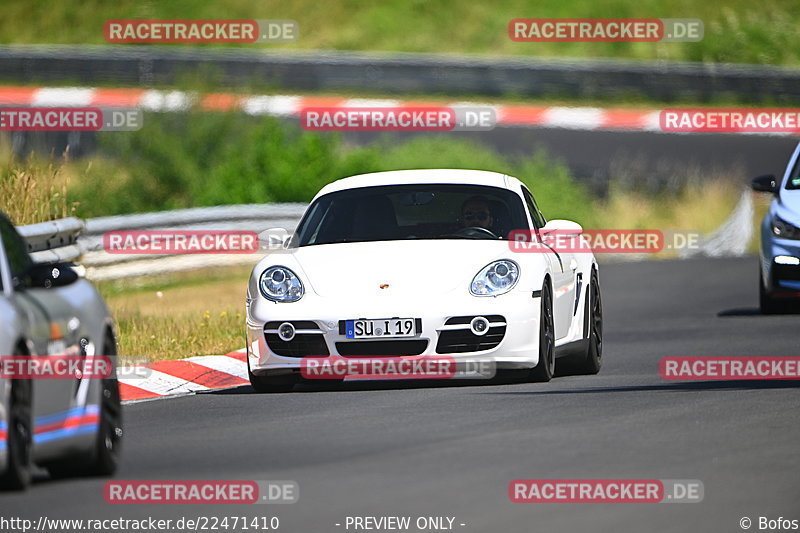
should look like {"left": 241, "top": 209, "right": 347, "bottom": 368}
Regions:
{"left": 786, "top": 154, "right": 800, "bottom": 190}
{"left": 521, "top": 187, "right": 547, "bottom": 229}
{"left": 0, "top": 216, "right": 33, "bottom": 282}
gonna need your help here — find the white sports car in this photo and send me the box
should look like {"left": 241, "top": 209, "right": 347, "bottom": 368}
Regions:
{"left": 246, "top": 169, "right": 602, "bottom": 392}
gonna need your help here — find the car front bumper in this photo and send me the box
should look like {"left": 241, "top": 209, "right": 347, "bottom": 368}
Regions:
{"left": 246, "top": 288, "right": 543, "bottom": 377}
{"left": 761, "top": 231, "right": 800, "bottom": 295}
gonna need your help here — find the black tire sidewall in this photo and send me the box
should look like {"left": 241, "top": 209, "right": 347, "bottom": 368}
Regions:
{"left": 531, "top": 281, "right": 555, "bottom": 382}
{"left": 1, "top": 378, "right": 32, "bottom": 490}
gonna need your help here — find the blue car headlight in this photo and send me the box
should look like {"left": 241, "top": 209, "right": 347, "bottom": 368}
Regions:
{"left": 470, "top": 260, "right": 520, "bottom": 296}
{"left": 259, "top": 266, "right": 304, "bottom": 302}
{"left": 771, "top": 215, "right": 800, "bottom": 240}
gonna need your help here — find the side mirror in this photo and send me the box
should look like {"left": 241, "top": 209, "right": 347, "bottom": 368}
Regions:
{"left": 542, "top": 219, "right": 583, "bottom": 234}
{"left": 751, "top": 174, "right": 779, "bottom": 194}
{"left": 21, "top": 263, "right": 79, "bottom": 289}
{"left": 258, "top": 228, "right": 291, "bottom": 250}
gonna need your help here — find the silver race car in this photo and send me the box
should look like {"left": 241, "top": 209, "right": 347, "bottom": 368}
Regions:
{"left": 0, "top": 211, "right": 122, "bottom": 490}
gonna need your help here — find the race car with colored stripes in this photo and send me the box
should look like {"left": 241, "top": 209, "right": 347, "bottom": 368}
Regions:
{"left": 0, "top": 211, "right": 121, "bottom": 490}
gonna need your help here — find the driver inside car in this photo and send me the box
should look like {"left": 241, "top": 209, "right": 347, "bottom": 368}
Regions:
{"left": 459, "top": 196, "right": 495, "bottom": 232}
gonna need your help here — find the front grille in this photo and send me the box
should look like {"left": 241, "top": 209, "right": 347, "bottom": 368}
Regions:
{"left": 436, "top": 315, "right": 506, "bottom": 354}
{"left": 335, "top": 340, "right": 428, "bottom": 356}
{"left": 266, "top": 334, "right": 329, "bottom": 357}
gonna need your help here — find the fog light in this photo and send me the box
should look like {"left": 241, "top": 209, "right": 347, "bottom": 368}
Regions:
{"left": 775, "top": 255, "right": 800, "bottom": 266}
{"left": 278, "top": 322, "right": 296, "bottom": 342}
{"left": 470, "top": 316, "right": 490, "bottom": 336}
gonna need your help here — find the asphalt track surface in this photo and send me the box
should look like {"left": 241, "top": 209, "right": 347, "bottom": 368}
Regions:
{"left": 2, "top": 255, "right": 799, "bottom": 532}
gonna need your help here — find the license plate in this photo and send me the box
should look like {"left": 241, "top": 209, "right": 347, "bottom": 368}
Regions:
{"left": 345, "top": 318, "right": 417, "bottom": 339}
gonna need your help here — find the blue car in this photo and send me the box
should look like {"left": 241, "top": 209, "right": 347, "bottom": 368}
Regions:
{"left": 752, "top": 142, "right": 800, "bottom": 314}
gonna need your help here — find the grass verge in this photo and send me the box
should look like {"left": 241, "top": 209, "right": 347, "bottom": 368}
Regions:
{"left": 97, "top": 265, "right": 252, "bottom": 361}
{"left": 0, "top": 147, "right": 78, "bottom": 225}
{"left": 1, "top": 0, "right": 799, "bottom": 66}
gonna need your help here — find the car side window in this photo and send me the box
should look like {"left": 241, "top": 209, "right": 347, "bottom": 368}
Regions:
{"left": 0, "top": 216, "right": 33, "bottom": 281}
{"left": 521, "top": 187, "right": 546, "bottom": 229}
{"left": 787, "top": 154, "right": 800, "bottom": 190}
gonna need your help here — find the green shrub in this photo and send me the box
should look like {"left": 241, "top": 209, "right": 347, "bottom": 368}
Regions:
{"left": 71, "top": 112, "right": 595, "bottom": 225}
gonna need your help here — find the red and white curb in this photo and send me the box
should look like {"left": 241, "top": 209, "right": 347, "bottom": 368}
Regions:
{"left": 0, "top": 84, "right": 675, "bottom": 133}
{"left": 118, "top": 349, "right": 250, "bottom": 402}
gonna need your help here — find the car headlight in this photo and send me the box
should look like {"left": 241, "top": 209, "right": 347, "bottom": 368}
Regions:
{"left": 771, "top": 215, "right": 800, "bottom": 240}
{"left": 259, "top": 266, "right": 304, "bottom": 302}
{"left": 470, "top": 260, "right": 519, "bottom": 296}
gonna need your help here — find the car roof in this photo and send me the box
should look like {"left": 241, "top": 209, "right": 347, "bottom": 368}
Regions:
{"left": 313, "top": 169, "right": 523, "bottom": 200}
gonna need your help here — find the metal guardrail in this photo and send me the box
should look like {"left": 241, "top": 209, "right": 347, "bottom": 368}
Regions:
{"left": 81, "top": 203, "right": 307, "bottom": 234}
{"left": 80, "top": 203, "right": 307, "bottom": 280}
{"left": 16, "top": 216, "right": 85, "bottom": 264}
{"left": 2, "top": 45, "right": 800, "bottom": 103}
{"left": 16, "top": 204, "right": 307, "bottom": 279}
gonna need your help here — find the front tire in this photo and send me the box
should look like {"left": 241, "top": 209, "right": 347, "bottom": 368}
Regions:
{"left": 759, "top": 268, "right": 786, "bottom": 314}
{"left": 91, "top": 331, "right": 123, "bottom": 475}
{"left": 529, "top": 281, "right": 555, "bottom": 382}
{"left": 0, "top": 375, "right": 33, "bottom": 491}
{"left": 89, "top": 376, "right": 122, "bottom": 476}
{"left": 47, "top": 331, "right": 122, "bottom": 478}
{"left": 575, "top": 269, "right": 603, "bottom": 375}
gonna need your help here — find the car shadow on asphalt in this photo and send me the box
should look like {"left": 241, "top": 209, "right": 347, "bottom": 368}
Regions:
{"left": 717, "top": 307, "right": 763, "bottom": 316}
{"left": 207, "top": 372, "right": 531, "bottom": 395}
{"left": 480, "top": 380, "right": 800, "bottom": 395}
{"left": 718, "top": 307, "right": 799, "bottom": 316}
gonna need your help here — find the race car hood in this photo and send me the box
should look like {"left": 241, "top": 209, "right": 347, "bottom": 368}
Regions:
{"left": 284, "top": 239, "right": 519, "bottom": 298}
{"left": 776, "top": 189, "right": 800, "bottom": 226}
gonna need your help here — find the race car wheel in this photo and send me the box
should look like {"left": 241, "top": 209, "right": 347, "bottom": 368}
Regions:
{"left": 576, "top": 269, "right": 603, "bottom": 375}
{"left": 529, "top": 280, "right": 555, "bottom": 382}
{"left": 0, "top": 370, "right": 33, "bottom": 491}
{"left": 90, "top": 375, "right": 122, "bottom": 476}
{"left": 759, "top": 269, "right": 788, "bottom": 314}
{"left": 47, "top": 330, "right": 122, "bottom": 478}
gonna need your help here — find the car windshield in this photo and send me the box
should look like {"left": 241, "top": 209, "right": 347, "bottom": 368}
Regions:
{"left": 294, "top": 183, "right": 529, "bottom": 246}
